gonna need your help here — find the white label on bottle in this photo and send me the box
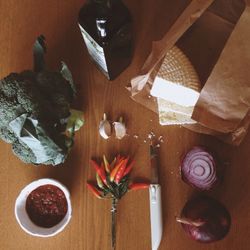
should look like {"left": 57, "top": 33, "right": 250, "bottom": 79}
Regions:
{"left": 79, "top": 24, "right": 108, "bottom": 74}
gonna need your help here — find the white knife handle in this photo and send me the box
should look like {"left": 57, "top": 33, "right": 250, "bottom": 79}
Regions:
{"left": 149, "top": 184, "right": 163, "bottom": 250}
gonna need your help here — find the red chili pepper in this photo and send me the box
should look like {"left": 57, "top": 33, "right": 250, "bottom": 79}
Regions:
{"left": 114, "top": 157, "right": 129, "bottom": 184}
{"left": 116, "top": 154, "right": 121, "bottom": 163}
{"left": 86, "top": 183, "right": 103, "bottom": 199}
{"left": 122, "top": 160, "right": 135, "bottom": 177}
{"left": 129, "top": 183, "right": 150, "bottom": 191}
{"left": 103, "top": 155, "right": 110, "bottom": 173}
{"left": 90, "top": 159, "right": 107, "bottom": 185}
{"left": 100, "top": 162, "right": 105, "bottom": 171}
{"left": 110, "top": 159, "right": 125, "bottom": 182}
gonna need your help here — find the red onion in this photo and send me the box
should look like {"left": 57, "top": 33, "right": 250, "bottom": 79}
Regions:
{"left": 181, "top": 146, "right": 219, "bottom": 190}
{"left": 176, "top": 195, "right": 231, "bottom": 243}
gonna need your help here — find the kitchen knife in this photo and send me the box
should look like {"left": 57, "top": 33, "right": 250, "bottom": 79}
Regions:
{"left": 149, "top": 144, "right": 163, "bottom": 250}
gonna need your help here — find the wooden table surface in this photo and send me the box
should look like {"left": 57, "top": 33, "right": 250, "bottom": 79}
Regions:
{"left": 1, "top": 1, "right": 250, "bottom": 250}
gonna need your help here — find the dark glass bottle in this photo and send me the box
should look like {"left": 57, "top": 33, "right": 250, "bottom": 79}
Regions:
{"left": 78, "top": 0, "right": 133, "bottom": 80}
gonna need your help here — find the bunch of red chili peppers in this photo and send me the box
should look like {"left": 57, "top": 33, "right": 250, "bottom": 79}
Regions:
{"left": 86, "top": 155, "right": 149, "bottom": 250}
{"left": 87, "top": 155, "right": 149, "bottom": 200}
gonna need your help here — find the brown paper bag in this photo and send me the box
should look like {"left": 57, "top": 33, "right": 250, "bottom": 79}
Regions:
{"left": 130, "top": 0, "right": 215, "bottom": 98}
{"left": 129, "top": 0, "right": 250, "bottom": 145}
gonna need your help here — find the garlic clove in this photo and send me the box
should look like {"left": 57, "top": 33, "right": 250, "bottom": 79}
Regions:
{"left": 113, "top": 117, "right": 127, "bottom": 140}
{"left": 99, "top": 113, "right": 112, "bottom": 139}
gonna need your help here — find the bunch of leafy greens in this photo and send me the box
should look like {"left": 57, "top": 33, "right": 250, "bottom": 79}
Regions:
{"left": 0, "top": 35, "right": 84, "bottom": 165}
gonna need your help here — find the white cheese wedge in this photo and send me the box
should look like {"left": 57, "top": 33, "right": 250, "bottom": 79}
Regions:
{"left": 150, "top": 46, "right": 201, "bottom": 125}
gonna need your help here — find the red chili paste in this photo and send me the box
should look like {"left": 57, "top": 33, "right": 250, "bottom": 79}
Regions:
{"left": 26, "top": 184, "right": 68, "bottom": 228}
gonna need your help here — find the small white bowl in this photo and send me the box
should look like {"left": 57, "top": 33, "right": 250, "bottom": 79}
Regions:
{"left": 15, "top": 178, "right": 72, "bottom": 237}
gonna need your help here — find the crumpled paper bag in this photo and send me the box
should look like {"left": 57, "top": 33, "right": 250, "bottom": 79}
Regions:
{"left": 129, "top": 0, "right": 250, "bottom": 145}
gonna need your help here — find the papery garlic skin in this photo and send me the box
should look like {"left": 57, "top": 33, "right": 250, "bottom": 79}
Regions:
{"left": 113, "top": 120, "right": 127, "bottom": 140}
{"left": 99, "top": 113, "right": 112, "bottom": 139}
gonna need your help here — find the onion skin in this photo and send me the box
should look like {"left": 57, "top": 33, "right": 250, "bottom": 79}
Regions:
{"left": 178, "top": 195, "right": 231, "bottom": 243}
{"left": 181, "top": 146, "right": 220, "bottom": 190}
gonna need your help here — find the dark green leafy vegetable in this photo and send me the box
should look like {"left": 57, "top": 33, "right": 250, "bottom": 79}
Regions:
{"left": 0, "top": 36, "right": 84, "bottom": 165}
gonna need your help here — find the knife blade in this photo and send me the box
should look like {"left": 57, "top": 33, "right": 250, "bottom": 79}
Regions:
{"left": 149, "top": 144, "right": 163, "bottom": 250}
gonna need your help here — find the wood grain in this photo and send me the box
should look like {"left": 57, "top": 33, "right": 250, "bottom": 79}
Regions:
{"left": 0, "top": 1, "right": 249, "bottom": 250}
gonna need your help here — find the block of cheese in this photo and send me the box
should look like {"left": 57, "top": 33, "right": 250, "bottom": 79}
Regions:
{"left": 158, "top": 98, "right": 197, "bottom": 125}
{"left": 150, "top": 46, "right": 201, "bottom": 125}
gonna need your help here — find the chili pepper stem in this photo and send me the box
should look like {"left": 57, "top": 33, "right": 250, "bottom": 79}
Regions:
{"left": 111, "top": 197, "right": 118, "bottom": 250}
